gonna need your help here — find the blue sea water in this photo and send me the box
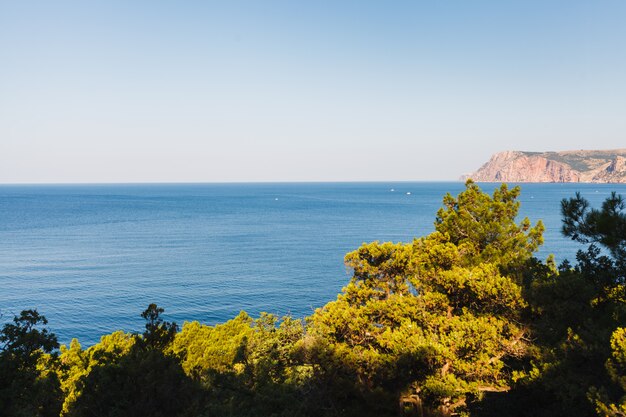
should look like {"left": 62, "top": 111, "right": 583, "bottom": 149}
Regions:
{"left": 1, "top": 182, "right": 625, "bottom": 346}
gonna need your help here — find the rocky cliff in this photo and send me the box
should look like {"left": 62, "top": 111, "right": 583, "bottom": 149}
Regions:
{"left": 462, "top": 149, "right": 626, "bottom": 183}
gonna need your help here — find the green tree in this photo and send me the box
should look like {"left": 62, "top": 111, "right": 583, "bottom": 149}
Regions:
{"left": 169, "top": 310, "right": 254, "bottom": 377}
{"left": 435, "top": 180, "right": 544, "bottom": 269}
{"left": 590, "top": 327, "right": 626, "bottom": 417}
{"left": 0, "top": 310, "right": 62, "bottom": 417}
{"left": 139, "top": 303, "right": 178, "bottom": 351}
{"left": 507, "top": 191, "right": 626, "bottom": 417}
{"left": 562, "top": 191, "right": 626, "bottom": 266}
{"left": 67, "top": 304, "right": 201, "bottom": 417}
{"left": 57, "top": 331, "right": 135, "bottom": 415}
{"left": 309, "top": 181, "right": 543, "bottom": 416}
{"left": 172, "top": 311, "right": 310, "bottom": 417}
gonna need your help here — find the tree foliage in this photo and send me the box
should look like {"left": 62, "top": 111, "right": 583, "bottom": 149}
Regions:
{"left": 65, "top": 305, "right": 201, "bottom": 417}
{"left": 562, "top": 192, "right": 626, "bottom": 267}
{"left": 0, "top": 310, "right": 62, "bottom": 417}
{"left": 310, "top": 181, "right": 543, "bottom": 416}
{"left": 435, "top": 181, "right": 544, "bottom": 269}
{"left": 505, "top": 191, "right": 626, "bottom": 417}
{"left": 5, "top": 183, "right": 626, "bottom": 417}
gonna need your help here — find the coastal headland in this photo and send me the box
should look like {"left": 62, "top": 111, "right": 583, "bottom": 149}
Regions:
{"left": 463, "top": 149, "right": 626, "bottom": 183}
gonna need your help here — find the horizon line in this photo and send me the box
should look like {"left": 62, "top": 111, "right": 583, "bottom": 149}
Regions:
{"left": 0, "top": 179, "right": 465, "bottom": 186}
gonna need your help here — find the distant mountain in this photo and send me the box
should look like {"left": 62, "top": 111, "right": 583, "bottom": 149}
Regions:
{"left": 462, "top": 149, "right": 626, "bottom": 183}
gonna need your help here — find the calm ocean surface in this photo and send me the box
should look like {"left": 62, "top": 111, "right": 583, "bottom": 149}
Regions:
{"left": 2, "top": 182, "right": 625, "bottom": 346}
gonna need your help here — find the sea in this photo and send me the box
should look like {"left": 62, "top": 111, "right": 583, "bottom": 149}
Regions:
{"left": 1, "top": 182, "right": 625, "bottom": 346}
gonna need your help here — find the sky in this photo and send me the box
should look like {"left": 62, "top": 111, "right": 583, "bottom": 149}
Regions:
{"left": 1, "top": 1, "right": 625, "bottom": 183}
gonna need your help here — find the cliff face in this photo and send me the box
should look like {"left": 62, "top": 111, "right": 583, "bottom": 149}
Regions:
{"left": 462, "top": 149, "right": 626, "bottom": 183}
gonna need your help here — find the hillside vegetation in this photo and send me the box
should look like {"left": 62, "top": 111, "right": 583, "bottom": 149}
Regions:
{"left": 2, "top": 181, "right": 626, "bottom": 417}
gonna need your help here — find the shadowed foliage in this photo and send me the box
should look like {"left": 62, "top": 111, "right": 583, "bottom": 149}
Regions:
{"left": 0, "top": 310, "right": 62, "bottom": 417}
{"left": 3, "top": 184, "right": 626, "bottom": 417}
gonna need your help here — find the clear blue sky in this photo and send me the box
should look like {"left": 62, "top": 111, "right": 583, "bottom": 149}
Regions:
{"left": 1, "top": 1, "right": 625, "bottom": 183}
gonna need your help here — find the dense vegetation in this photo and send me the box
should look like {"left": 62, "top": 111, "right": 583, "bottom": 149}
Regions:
{"left": 2, "top": 181, "right": 626, "bottom": 417}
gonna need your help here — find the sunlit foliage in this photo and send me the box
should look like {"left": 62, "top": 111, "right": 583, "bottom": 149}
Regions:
{"left": 3, "top": 183, "right": 625, "bottom": 417}
{"left": 310, "top": 181, "right": 543, "bottom": 416}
